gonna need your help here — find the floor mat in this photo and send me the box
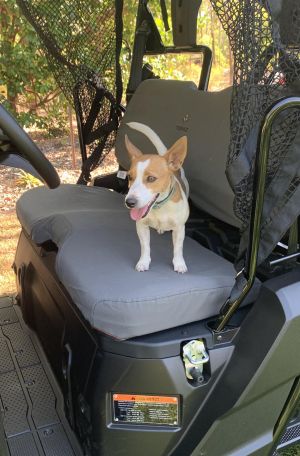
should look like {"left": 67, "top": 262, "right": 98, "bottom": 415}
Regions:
{"left": 0, "top": 296, "right": 82, "bottom": 456}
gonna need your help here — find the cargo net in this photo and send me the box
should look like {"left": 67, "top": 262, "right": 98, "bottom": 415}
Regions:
{"left": 211, "top": 0, "right": 300, "bottom": 265}
{"left": 16, "top": 0, "right": 123, "bottom": 183}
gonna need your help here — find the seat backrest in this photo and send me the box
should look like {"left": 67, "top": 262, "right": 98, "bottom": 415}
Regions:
{"left": 115, "top": 79, "right": 239, "bottom": 227}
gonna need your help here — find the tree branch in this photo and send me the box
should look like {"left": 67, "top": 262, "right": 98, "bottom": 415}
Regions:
{"left": 24, "top": 88, "right": 62, "bottom": 112}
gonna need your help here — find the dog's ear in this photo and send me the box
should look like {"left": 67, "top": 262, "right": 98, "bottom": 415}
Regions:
{"left": 125, "top": 134, "right": 143, "bottom": 160}
{"left": 165, "top": 136, "right": 187, "bottom": 172}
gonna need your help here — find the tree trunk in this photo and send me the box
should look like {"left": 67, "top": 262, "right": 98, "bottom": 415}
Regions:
{"left": 210, "top": 6, "right": 215, "bottom": 63}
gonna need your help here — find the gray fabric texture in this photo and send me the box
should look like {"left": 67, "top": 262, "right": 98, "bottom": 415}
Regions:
{"left": 17, "top": 184, "right": 241, "bottom": 340}
{"left": 16, "top": 184, "right": 123, "bottom": 244}
{"left": 115, "top": 79, "right": 239, "bottom": 227}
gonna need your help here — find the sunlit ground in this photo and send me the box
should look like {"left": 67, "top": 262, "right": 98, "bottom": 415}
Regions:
{"left": 0, "top": 211, "right": 20, "bottom": 296}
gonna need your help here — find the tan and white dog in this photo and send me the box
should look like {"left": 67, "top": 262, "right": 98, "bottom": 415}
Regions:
{"left": 124, "top": 122, "right": 189, "bottom": 273}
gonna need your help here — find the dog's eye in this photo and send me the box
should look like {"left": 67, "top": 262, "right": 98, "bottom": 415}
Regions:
{"left": 147, "top": 176, "right": 157, "bottom": 183}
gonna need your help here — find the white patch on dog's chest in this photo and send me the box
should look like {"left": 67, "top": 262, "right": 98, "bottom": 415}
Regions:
{"left": 145, "top": 198, "right": 189, "bottom": 232}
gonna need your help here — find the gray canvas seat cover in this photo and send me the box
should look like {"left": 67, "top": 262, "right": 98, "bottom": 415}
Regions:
{"left": 16, "top": 81, "right": 263, "bottom": 339}
{"left": 17, "top": 184, "right": 243, "bottom": 340}
{"left": 115, "top": 79, "right": 240, "bottom": 227}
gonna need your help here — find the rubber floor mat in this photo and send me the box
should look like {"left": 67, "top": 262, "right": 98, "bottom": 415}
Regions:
{"left": 0, "top": 296, "right": 82, "bottom": 456}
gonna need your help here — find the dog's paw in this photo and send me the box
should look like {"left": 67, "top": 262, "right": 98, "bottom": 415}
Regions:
{"left": 136, "top": 259, "right": 150, "bottom": 272}
{"left": 173, "top": 259, "right": 188, "bottom": 274}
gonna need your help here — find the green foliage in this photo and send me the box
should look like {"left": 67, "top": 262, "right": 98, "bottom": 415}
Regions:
{"left": 122, "top": 0, "right": 231, "bottom": 92}
{"left": 15, "top": 170, "right": 42, "bottom": 188}
{"left": 0, "top": 0, "right": 68, "bottom": 131}
{"left": 0, "top": 0, "right": 232, "bottom": 132}
{"left": 280, "top": 444, "right": 300, "bottom": 455}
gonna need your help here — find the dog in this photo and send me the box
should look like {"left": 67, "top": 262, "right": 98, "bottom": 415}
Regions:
{"left": 124, "top": 123, "right": 189, "bottom": 273}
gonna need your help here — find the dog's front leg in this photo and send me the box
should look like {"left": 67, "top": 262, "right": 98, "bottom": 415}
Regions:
{"left": 172, "top": 225, "right": 187, "bottom": 273}
{"left": 135, "top": 221, "right": 151, "bottom": 271}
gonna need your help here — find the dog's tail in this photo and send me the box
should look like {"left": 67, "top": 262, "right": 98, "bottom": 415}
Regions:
{"left": 127, "top": 122, "right": 167, "bottom": 156}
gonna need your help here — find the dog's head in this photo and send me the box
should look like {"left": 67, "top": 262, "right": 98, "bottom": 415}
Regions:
{"left": 124, "top": 135, "right": 187, "bottom": 221}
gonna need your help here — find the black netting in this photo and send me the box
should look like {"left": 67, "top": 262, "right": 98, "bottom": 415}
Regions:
{"left": 16, "top": 0, "right": 124, "bottom": 183}
{"left": 211, "top": 0, "right": 300, "bottom": 264}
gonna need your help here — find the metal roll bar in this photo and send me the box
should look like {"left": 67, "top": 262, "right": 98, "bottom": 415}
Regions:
{"left": 214, "top": 96, "right": 300, "bottom": 333}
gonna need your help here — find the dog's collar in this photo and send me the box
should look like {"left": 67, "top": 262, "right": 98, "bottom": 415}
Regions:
{"left": 153, "top": 182, "right": 176, "bottom": 209}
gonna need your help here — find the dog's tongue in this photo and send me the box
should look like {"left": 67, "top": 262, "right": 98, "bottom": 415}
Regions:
{"left": 130, "top": 205, "right": 149, "bottom": 221}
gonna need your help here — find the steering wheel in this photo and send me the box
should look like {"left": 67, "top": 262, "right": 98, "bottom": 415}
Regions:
{"left": 0, "top": 104, "right": 60, "bottom": 188}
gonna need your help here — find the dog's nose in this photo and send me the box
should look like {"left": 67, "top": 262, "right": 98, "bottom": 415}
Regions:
{"left": 125, "top": 197, "right": 137, "bottom": 208}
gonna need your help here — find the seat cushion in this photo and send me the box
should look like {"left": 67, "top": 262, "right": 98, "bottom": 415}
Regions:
{"left": 17, "top": 184, "right": 240, "bottom": 339}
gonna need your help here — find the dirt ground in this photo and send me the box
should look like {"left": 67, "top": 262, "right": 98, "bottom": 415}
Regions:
{"left": 0, "top": 134, "right": 117, "bottom": 295}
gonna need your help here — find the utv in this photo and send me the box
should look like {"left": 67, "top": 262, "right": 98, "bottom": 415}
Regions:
{"left": 1, "top": 1, "right": 300, "bottom": 455}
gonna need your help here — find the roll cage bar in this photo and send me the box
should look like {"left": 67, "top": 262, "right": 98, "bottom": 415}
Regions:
{"left": 215, "top": 96, "right": 300, "bottom": 332}
{"left": 126, "top": 0, "right": 212, "bottom": 100}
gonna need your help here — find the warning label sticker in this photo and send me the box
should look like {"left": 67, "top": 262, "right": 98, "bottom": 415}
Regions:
{"left": 112, "top": 394, "right": 179, "bottom": 426}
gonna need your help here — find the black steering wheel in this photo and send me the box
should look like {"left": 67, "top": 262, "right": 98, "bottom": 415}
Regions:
{"left": 0, "top": 104, "right": 60, "bottom": 188}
